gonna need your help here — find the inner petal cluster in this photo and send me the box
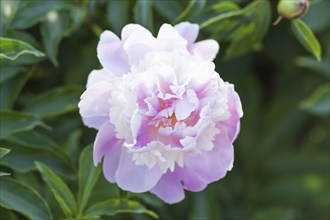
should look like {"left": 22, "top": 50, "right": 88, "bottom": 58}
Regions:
{"left": 109, "top": 50, "right": 230, "bottom": 173}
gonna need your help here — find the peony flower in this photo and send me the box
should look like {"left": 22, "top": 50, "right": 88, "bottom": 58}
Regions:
{"left": 78, "top": 22, "right": 243, "bottom": 204}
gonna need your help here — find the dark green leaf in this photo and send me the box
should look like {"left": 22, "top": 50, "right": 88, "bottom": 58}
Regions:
{"left": 0, "top": 178, "right": 52, "bottom": 220}
{"left": 62, "top": 130, "right": 83, "bottom": 164}
{"left": 35, "top": 162, "right": 77, "bottom": 218}
{"left": 40, "top": 10, "right": 70, "bottom": 66}
{"left": 134, "top": 0, "right": 153, "bottom": 32}
{"left": 10, "top": 0, "right": 72, "bottom": 29}
{"left": 77, "top": 145, "right": 101, "bottom": 215}
{"left": 0, "top": 206, "right": 19, "bottom": 220}
{"left": 0, "top": 66, "right": 33, "bottom": 109}
{"left": 292, "top": 19, "right": 322, "bottom": 61}
{"left": 153, "top": 0, "right": 181, "bottom": 21}
{"left": 0, "top": 111, "right": 46, "bottom": 139}
{"left": 0, "top": 0, "right": 20, "bottom": 36}
{"left": 0, "top": 147, "right": 10, "bottom": 176}
{"left": 24, "top": 86, "right": 84, "bottom": 118}
{"left": 0, "top": 143, "right": 73, "bottom": 176}
{"left": 40, "top": 6, "right": 85, "bottom": 66}
{"left": 106, "top": 0, "right": 129, "bottom": 35}
{"left": 173, "top": 0, "right": 206, "bottom": 24}
{"left": 225, "top": 0, "right": 271, "bottom": 60}
{"left": 200, "top": 9, "right": 243, "bottom": 29}
{"left": 0, "top": 37, "right": 44, "bottom": 60}
{"left": 0, "top": 147, "right": 10, "bottom": 158}
{"left": 83, "top": 199, "right": 159, "bottom": 219}
{"left": 296, "top": 56, "right": 330, "bottom": 78}
{"left": 3, "top": 130, "right": 74, "bottom": 170}
{"left": 300, "top": 84, "right": 330, "bottom": 116}
{"left": 0, "top": 65, "right": 27, "bottom": 83}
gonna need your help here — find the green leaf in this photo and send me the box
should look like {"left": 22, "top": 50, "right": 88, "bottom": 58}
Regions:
{"left": 134, "top": 0, "right": 153, "bottom": 32}
{"left": 83, "top": 199, "right": 159, "bottom": 219}
{"left": 0, "top": 66, "right": 33, "bottom": 109}
{"left": 0, "top": 37, "right": 44, "bottom": 60}
{"left": 0, "top": 147, "right": 10, "bottom": 158}
{"left": 77, "top": 145, "right": 101, "bottom": 215}
{"left": 0, "top": 0, "right": 20, "bottom": 35}
{"left": 200, "top": 9, "right": 243, "bottom": 29}
{"left": 40, "top": 10, "right": 69, "bottom": 66}
{"left": 295, "top": 56, "right": 330, "bottom": 78}
{"left": 225, "top": 0, "right": 271, "bottom": 60}
{"left": 24, "top": 86, "right": 84, "bottom": 118}
{"left": 0, "top": 147, "right": 10, "bottom": 176}
{"left": 292, "top": 19, "right": 322, "bottom": 61}
{"left": 300, "top": 84, "right": 330, "bottom": 116}
{"left": 173, "top": 0, "right": 206, "bottom": 24}
{"left": 0, "top": 143, "right": 73, "bottom": 176}
{"left": 3, "top": 130, "right": 74, "bottom": 170}
{"left": 40, "top": 6, "right": 85, "bottom": 66}
{"left": 106, "top": 0, "right": 129, "bottom": 35}
{"left": 153, "top": 0, "right": 181, "bottom": 21}
{"left": 0, "top": 111, "right": 46, "bottom": 139}
{"left": 10, "top": 0, "right": 72, "bottom": 29}
{"left": 0, "top": 178, "right": 52, "bottom": 220}
{"left": 0, "top": 65, "right": 27, "bottom": 83}
{"left": 35, "top": 162, "right": 77, "bottom": 218}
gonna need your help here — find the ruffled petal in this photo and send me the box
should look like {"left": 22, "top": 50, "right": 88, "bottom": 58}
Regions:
{"left": 115, "top": 148, "right": 163, "bottom": 192}
{"left": 174, "top": 22, "right": 199, "bottom": 48}
{"left": 150, "top": 170, "right": 185, "bottom": 204}
{"left": 78, "top": 82, "right": 112, "bottom": 129}
{"left": 97, "top": 31, "right": 129, "bottom": 75}
{"left": 221, "top": 84, "right": 243, "bottom": 142}
{"left": 93, "top": 121, "right": 123, "bottom": 166}
{"left": 192, "top": 39, "right": 219, "bottom": 61}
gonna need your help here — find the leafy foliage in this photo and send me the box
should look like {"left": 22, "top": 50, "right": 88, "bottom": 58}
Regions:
{"left": 0, "top": 0, "right": 328, "bottom": 219}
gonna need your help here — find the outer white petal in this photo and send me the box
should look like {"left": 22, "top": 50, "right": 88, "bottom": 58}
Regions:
{"left": 174, "top": 22, "right": 199, "bottom": 47}
{"left": 86, "top": 68, "right": 115, "bottom": 88}
{"left": 192, "top": 39, "right": 219, "bottom": 61}
{"left": 97, "top": 31, "right": 129, "bottom": 75}
{"left": 78, "top": 82, "right": 112, "bottom": 129}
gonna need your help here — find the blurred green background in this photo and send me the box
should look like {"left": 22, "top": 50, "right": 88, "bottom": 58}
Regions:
{"left": 0, "top": 0, "right": 329, "bottom": 220}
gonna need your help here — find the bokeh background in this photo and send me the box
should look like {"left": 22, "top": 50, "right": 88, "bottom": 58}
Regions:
{"left": 0, "top": 0, "right": 329, "bottom": 220}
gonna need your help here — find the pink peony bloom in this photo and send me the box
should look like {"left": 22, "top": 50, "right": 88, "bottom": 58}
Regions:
{"left": 78, "top": 22, "right": 243, "bottom": 204}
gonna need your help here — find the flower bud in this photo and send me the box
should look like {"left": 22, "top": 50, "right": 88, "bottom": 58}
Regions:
{"left": 277, "top": 0, "right": 309, "bottom": 19}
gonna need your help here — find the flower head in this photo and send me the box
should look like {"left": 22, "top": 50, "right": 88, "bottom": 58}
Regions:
{"left": 78, "top": 22, "right": 243, "bottom": 204}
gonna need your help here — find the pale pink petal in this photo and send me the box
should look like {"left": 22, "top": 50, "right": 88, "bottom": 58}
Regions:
{"left": 221, "top": 84, "right": 243, "bottom": 141}
{"left": 115, "top": 148, "right": 163, "bottom": 192}
{"left": 181, "top": 168, "right": 207, "bottom": 192}
{"left": 184, "top": 132, "right": 233, "bottom": 183}
{"left": 157, "top": 24, "right": 187, "bottom": 51}
{"left": 86, "top": 69, "right": 114, "bottom": 88}
{"left": 78, "top": 82, "right": 112, "bottom": 129}
{"left": 192, "top": 39, "right": 219, "bottom": 61}
{"left": 97, "top": 31, "right": 129, "bottom": 75}
{"left": 121, "top": 24, "right": 153, "bottom": 42}
{"left": 150, "top": 170, "right": 185, "bottom": 204}
{"left": 122, "top": 25, "right": 155, "bottom": 65}
{"left": 93, "top": 122, "right": 123, "bottom": 166}
{"left": 175, "top": 99, "right": 196, "bottom": 121}
{"left": 174, "top": 22, "right": 199, "bottom": 47}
